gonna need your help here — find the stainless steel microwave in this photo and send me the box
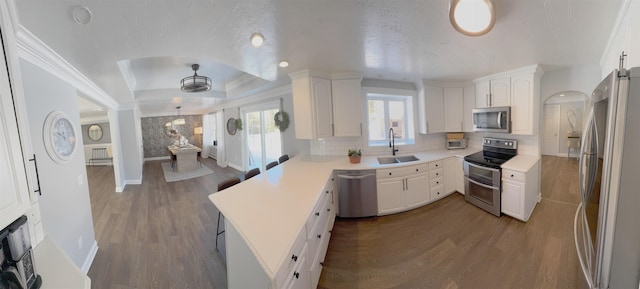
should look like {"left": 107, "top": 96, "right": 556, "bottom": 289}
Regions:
{"left": 472, "top": 106, "right": 511, "bottom": 133}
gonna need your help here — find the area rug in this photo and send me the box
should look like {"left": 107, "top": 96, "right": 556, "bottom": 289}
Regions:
{"left": 161, "top": 162, "right": 214, "bottom": 182}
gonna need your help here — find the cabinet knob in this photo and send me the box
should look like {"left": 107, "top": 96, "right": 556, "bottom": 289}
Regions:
{"left": 320, "top": 262, "right": 325, "bottom": 266}
{"left": 436, "top": 181, "right": 439, "bottom": 184}
{"left": 389, "top": 172, "right": 392, "bottom": 176}
{"left": 315, "top": 212, "right": 320, "bottom": 216}
{"left": 294, "top": 272, "right": 300, "bottom": 279}
{"left": 436, "top": 164, "right": 439, "bottom": 167}
{"left": 327, "top": 208, "right": 331, "bottom": 212}
{"left": 436, "top": 173, "right": 439, "bottom": 176}
{"left": 511, "top": 174, "right": 514, "bottom": 178}
{"left": 325, "top": 190, "right": 329, "bottom": 194}
{"left": 416, "top": 169, "right": 419, "bottom": 172}
{"left": 329, "top": 230, "right": 333, "bottom": 234}
{"left": 317, "top": 234, "right": 322, "bottom": 239}
{"left": 291, "top": 254, "right": 298, "bottom": 262}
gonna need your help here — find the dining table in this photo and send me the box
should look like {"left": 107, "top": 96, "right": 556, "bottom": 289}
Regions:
{"left": 168, "top": 145, "right": 202, "bottom": 172}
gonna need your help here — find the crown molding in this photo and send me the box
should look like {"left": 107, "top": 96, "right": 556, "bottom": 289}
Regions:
{"left": 15, "top": 26, "right": 120, "bottom": 110}
{"left": 225, "top": 73, "right": 259, "bottom": 92}
{"left": 599, "top": 0, "right": 633, "bottom": 68}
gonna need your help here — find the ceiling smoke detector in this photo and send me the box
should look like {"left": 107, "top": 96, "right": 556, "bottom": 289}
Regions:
{"left": 180, "top": 64, "right": 212, "bottom": 93}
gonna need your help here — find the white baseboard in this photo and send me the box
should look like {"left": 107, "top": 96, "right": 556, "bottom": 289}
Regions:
{"left": 125, "top": 178, "right": 142, "bottom": 185}
{"left": 228, "top": 162, "right": 243, "bottom": 171}
{"left": 81, "top": 240, "right": 99, "bottom": 274}
{"left": 115, "top": 185, "right": 125, "bottom": 192}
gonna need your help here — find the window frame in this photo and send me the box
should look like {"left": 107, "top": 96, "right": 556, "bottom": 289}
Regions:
{"left": 362, "top": 87, "right": 418, "bottom": 151}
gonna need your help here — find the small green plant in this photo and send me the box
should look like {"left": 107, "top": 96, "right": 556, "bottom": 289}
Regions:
{"left": 348, "top": 149, "right": 361, "bottom": 157}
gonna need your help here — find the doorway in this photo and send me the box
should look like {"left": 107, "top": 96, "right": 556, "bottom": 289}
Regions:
{"left": 243, "top": 104, "right": 282, "bottom": 171}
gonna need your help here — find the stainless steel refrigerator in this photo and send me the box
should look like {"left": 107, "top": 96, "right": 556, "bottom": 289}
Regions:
{"left": 574, "top": 67, "right": 640, "bottom": 289}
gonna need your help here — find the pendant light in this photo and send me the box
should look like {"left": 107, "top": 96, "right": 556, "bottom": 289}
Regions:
{"left": 449, "top": 0, "right": 495, "bottom": 36}
{"left": 173, "top": 106, "right": 185, "bottom": 126}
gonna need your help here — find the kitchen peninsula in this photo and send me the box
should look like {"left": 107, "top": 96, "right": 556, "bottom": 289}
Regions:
{"left": 210, "top": 148, "right": 542, "bottom": 289}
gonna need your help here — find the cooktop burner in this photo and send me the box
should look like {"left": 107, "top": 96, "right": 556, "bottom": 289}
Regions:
{"left": 464, "top": 137, "right": 518, "bottom": 169}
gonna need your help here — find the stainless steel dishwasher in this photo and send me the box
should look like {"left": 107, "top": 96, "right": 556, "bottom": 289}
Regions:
{"left": 335, "top": 170, "right": 377, "bottom": 218}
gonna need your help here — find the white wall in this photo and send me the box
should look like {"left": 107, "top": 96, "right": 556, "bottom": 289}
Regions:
{"left": 600, "top": 0, "right": 640, "bottom": 76}
{"left": 19, "top": 59, "right": 96, "bottom": 269}
{"left": 540, "top": 65, "right": 601, "bottom": 102}
{"left": 118, "top": 109, "right": 143, "bottom": 183}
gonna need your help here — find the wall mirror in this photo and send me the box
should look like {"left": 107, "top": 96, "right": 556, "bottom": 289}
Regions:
{"left": 88, "top": 124, "right": 103, "bottom": 141}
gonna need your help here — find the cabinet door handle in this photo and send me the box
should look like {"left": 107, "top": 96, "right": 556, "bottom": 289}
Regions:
{"left": 406, "top": 178, "right": 409, "bottom": 190}
{"left": 317, "top": 234, "right": 322, "bottom": 239}
{"left": 28, "top": 154, "right": 42, "bottom": 196}
{"left": 291, "top": 254, "right": 298, "bottom": 262}
{"left": 320, "top": 262, "right": 325, "bottom": 266}
{"left": 315, "top": 212, "right": 320, "bottom": 216}
{"left": 327, "top": 208, "right": 331, "bottom": 212}
{"left": 294, "top": 272, "right": 300, "bottom": 279}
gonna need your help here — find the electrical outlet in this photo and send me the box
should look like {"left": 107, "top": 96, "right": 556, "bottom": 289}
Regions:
{"left": 77, "top": 174, "right": 83, "bottom": 186}
{"left": 78, "top": 236, "right": 83, "bottom": 250}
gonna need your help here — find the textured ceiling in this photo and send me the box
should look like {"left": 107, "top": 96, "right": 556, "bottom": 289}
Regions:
{"left": 15, "top": 0, "right": 622, "bottom": 116}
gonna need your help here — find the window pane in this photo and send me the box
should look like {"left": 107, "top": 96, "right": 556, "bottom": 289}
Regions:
{"left": 368, "top": 99, "right": 386, "bottom": 141}
{"left": 263, "top": 109, "right": 281, "bottom": 164}
{"left": 388, "top": 100, "right": 405, "bottom": 140}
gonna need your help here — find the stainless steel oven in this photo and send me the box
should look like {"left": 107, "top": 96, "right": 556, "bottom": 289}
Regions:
{"left": 464, "top": 162, "right": 501, "bottom": 216}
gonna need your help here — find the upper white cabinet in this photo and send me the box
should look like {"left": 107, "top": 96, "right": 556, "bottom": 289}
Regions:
{"left": 475, "top": 77, "right": 510, "bottom": 108}
{"left": 474, "top": 66, "right": 543, "bottom": 135}
{"left": 419, "top": 84, "right": 444, "bottom": 134}
{"left": 0, "top": 32, "right": 31, "bottom": 230}
{"left": 331, "top": 73, "right": 363, "bottom": 137}
{"left": 462, "top": 85, "right": 476, "bottom": 132}
{"left": 443, "top": 87, "right": 463, "bottom": 132}
{"left": 290, "top": 70, "right": 333, "bottom": 139}
{"left": 290, "top": 70, "right": 363, "bottom": 139}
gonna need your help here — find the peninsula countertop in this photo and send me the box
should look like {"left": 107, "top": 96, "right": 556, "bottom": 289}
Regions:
{"left": 208, "top": 147, "right": 489, "bottom": 280}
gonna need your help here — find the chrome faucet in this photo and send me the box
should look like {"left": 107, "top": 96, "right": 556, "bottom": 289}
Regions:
{"left": 389, "top": 128, "right": 399, "bottom": 156}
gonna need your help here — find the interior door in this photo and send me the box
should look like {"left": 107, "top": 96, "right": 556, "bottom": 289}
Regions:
{"left": 542, "top": 104, "right": 560, "bottom": 155}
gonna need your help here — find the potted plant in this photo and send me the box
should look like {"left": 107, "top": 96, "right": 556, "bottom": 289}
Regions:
{"left": 348, "top": 148, "right": 362, "bottom": 164}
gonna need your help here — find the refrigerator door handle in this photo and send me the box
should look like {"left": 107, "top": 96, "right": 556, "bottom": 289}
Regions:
{"left": 574, "top": 203, "right": 595, "bottom": 289}
{"left": 579, "top": 109, "right": 597, "bottom": 204}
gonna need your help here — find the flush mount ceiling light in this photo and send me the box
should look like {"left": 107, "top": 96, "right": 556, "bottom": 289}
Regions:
{"left": 250, "top": 33, "right": 265, "bottom": 47}
{"left": 72, "top": 6, "right": 92, "bottom": 24}
{"left": 278, "top": 60, "right": 289, "bottom": 68}
{"left": 180, "top": 64, "right": 212, "bottom": 93}
{"left": 449, "top": 0, "right": 495, "bottom": 37}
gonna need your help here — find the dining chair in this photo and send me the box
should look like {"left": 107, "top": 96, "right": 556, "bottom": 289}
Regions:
{"left": 216, "top": 177, "right": 241, "bottom": 249}
{"left": 244, "top": 168, "right": 260, "bottom": 180}
{"left": 278, "top": 154, "right": 290, "bottom": 164}
{"left": 266, "top": 161, "right": 278, "bottom": 170}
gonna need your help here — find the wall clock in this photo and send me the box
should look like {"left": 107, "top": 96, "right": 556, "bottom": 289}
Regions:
{"left": 43, "top": 111, "right": 77, "bottom": 164}
{"left": 227, "top": 117, "right": 237, "bottom": 135}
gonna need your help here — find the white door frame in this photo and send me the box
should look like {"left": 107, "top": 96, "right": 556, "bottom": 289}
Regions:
{"left": 542, "top": 104, "right": 560, "bottom": 156}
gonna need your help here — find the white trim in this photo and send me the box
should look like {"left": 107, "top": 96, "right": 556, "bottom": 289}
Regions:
{"left": 116, "top": 60, "right": 136, "bottom": 92}
{"left": 80, "top": 115, "right": 109, "bottom": 125}
{"left": 599, "top": 0, "right": 633, "bottom": 68}
{"left": 144, "top": 156, "right": 171, "bottom": 162}
{"left": 226, "top": 73, "right": 259, "bottom": 91}
{"left": 472, "top": 65, "right": 543, "bottom": 83}
{"left": 125, "top": 179, "right": 142, "bottom": 185}
{"left": 115, "top": 185, "right": 125, "bottom": 193}
{"left": 207, "top": 85, "right": 292, "bottom": 114}
{"left": 15, "top": 26, "right": 120, "bottom": 110}
{"left": 228, "top": 162, "right": 243, "bottom": 171}
{"left": 81, "top": 240, "right": 98, "bottom": 274}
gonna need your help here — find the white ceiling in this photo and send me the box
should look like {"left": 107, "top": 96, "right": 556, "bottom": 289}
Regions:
{"left": 15, "top": 0, "right": 622, "bottom": 117}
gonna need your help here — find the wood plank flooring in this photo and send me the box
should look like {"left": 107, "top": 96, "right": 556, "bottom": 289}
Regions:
{"left": 87, "top": 155, "right": 586, "bottom": 289}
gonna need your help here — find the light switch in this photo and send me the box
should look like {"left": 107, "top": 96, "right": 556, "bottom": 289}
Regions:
{"left": 77, "top": 174, "right": 83, "bottom": 186}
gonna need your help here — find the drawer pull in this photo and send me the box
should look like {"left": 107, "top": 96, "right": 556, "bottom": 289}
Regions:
{"left": 416, "top": 169, "right": 419, "bottom": 172}
{"left": 435, "top": 164, "right": 439, "bottom": 167}
{"left": 315, "top": 212, "right": 320, "bottom": 216}
{"left": 389, "top": 172, "right": 392, "bottom": 176}
{"left": 325, "top": 190, "right": 329, "bottom": 194}
{"left": 317, "top": 234, "right": 322, "bottom": 239}
{"left": 320, "top": 262, "right": 325, "bottom": 266}
{"left": 436, "top": 173, "right": 439, "bottom": 176}
{"left": 327, "top": 208, "right": 331, "bottom": 212}
{"left": 291, "top": 254, "right": 298, "bottom": 262}
{"left": 294, "top": 272, "right": 300, "bottom": 279}
{"left": 436, "top": 181, "right": 439, "bottom": 184}
{"left": 511, "top": 174, "right": 514, "bottom": 178}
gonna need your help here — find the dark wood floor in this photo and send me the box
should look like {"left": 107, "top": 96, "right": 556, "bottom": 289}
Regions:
{"left": 87, "top": 155, "right": 586, "bottom": 289}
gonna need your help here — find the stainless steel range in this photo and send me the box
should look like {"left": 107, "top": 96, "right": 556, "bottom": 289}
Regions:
{"left": 463, "top": 137, "right": 517, "bottom": 216}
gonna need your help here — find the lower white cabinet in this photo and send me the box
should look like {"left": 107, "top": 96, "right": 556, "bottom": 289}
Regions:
{"left": 454, "top": 156, "right": 465, "bottom": 194}
{"left": 283, "top": 245, "right": 309, "bottom": 289}
{"left": 404, "top": 174, "right": 430, "bottom": 210}
{"left": 377, "top": 164, "right": 429, "bottom": 215}
{"left": 501, "top": 160, "right": 540, "bottom": 222}
{"left": 443, "top": 157, "right": 457, "bottom": 195}
{"left": 377, "top": 177, "right": 406, "bottom": 214}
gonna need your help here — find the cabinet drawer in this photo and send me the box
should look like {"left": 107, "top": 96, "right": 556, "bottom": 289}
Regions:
{"left": 429, "top": 176, "right": 444, "bottom": 188}
{"left": 276, "top": 229, "right": 307, "bottom": 287}
{"left": 502, "top": 169, "right": 525, "bottom": 182}
{"left": 429, "top": 168, "right": 443, "bottom": 179}
{"left": 308, "top": 204, "right": 330, "bottom": 259}
{"left": 306, "top": 190, "right": 330, "bottom": 238}
{"left": 429, "top": 160, "right": 443, "bottom": 170}
{"left": 430, "top": 184, "right": 446, "bottom": 201}
{"left": 377, "top": 164, "right": 428, "bottom": 179}
{"left": 281, "top": 243, "right": 310, "bottom": 289}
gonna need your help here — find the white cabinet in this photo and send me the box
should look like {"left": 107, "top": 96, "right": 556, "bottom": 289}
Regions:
{"left": 462, "top": 85, "right": 476, "bottom": 132}
{"left": 290, "top": 70, "right": 333, "bottom": 139}
{"left": 475, "top": 77, "right": 510, "bottom": 108}
{"left": 510, "top": 73, "right": 540, "bottom": 135}
{"left": 443, "top": 157, "right": 457, "bottom": 194}
{"left": 501, "top": 160, "right": 540, "bottom": 222}
{"left": 377, "top": 164, "right": 429, "bottom": 215}
{"left": 331, "top": 73, "right": 363, "bottom": 137}
{"left": 454, "top": 156, "right": 465, "bottom": 194}
{"left": 0, "top": 32, "right": 31, "bottom": 231}
{"left": 421, "top": 85, "right": 445, "bottom": 134}
{"left": 443, "top": 87, "right": 463, "bottom": 132}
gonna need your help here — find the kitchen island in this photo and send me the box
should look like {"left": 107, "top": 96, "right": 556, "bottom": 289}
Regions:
{"left": 209, "top": 148, "right": 537, "bottom": 288}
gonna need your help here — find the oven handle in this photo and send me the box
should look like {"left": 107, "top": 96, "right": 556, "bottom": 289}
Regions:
{"left": 465, "top": 161, "right": 501, "bottom": 173}
{"left": 464, "top": 176, "right": 500, "bottom": 190}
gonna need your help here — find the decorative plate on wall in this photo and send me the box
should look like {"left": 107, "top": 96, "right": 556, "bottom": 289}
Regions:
{"left": 87, "top": 124, "right": 103, "bottom": 141}
{"left": 227, "top": 117, "right": 237, "bottom": 135}
{"left": 43, "top": 110, "right": 77, "bottom": 164}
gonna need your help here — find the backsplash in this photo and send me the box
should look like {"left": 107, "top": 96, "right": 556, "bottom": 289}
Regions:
{"left": 467, "top": 132, "right": 539, "bottom": 156}
{"left": 310, "top": 133, "right": 447, "bottom": 156}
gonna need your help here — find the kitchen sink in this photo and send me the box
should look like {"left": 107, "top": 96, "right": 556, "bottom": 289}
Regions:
{"left": 377, "top": 155, "right": 419, "bottom": 164}
{"left": 396, "top": 155, "right": 419, "bottom": 162}
{"left": 377, "top": 157, "right": 399, "bottom": 164}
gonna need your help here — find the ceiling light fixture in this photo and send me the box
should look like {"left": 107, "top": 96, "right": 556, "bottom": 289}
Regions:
{"left": 278, "top": 60, "right": 289, "bottom": 68}
{"left": 173, "top": 106, "right": 185, "bottom": 126}
{"left": 180, "top": 64, "right": 212, "bottom": 93}
{"left": 449, "top": 0, "right": 495, "bottom": 37}
{"left": 250, "top": 33, "right": 265, "bottom": 47}
{"left": 72, "top": 6, "right": 92, "bottom": 24}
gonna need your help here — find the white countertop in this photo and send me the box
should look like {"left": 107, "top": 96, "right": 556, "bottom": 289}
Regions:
{"left": 34, "top": 236, "right": 91, "bottom": 289}
{"left": 208, "top": 147, "right": 480, "bottom": 279}
{"left": 501, "top": 154, "right": 540, "bottom": 172}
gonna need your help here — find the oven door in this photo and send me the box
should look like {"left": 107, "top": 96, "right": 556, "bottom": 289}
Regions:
{"left": 464, "top": 161, "right": 501, "bottom": 216}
